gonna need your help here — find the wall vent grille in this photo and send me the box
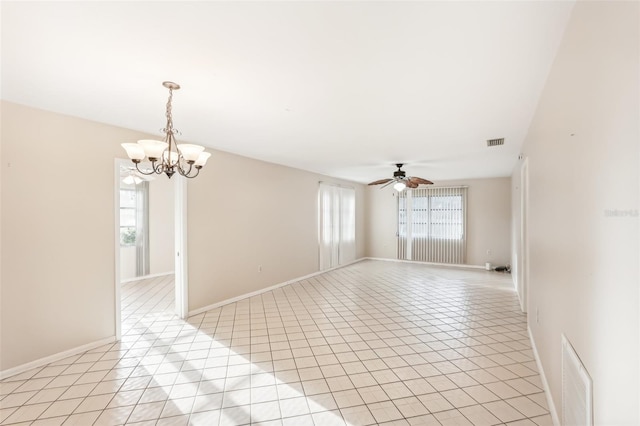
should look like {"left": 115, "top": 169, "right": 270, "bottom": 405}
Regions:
{"left": 562, "top": 334, "right": 593, "bottom": 426}
{"left": 487, "top": 138, "right": 505, "bottom": 147}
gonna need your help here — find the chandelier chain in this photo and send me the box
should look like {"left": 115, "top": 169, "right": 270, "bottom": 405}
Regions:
{"left": 164, "top": 87, "right": 174, "bottom": 135}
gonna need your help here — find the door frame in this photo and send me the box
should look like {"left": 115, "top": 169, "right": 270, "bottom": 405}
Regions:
{"left": 519, "top": 158, "right": 530, "bottom": 314}
{"left": 173, "top": 176, "right": 188, "bottom": 319}
{"left": 114, "top": 159, "right": 189, "bottom": 340}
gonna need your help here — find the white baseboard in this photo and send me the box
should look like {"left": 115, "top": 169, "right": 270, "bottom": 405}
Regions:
{"left": 188, "top": 258, "right": 366, "bottom": 317}
{"left": 528, "top": 326, "right": 560, "bottom": 426}
{"left": 0, "top": 336, "right": 116, "bottom": 381}
{"left": 120, "top": 271, "right": 174, "bottom": 284}
{"left": 364, "top": 257, "right": 486, "bottom": 270}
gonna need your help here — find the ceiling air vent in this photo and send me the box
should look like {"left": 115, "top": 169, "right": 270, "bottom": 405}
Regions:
{"left": 487, "top": 138, "right": 505, "bottom": 147}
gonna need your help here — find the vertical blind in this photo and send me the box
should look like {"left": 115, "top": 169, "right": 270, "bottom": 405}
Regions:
{"left": 318, "top": 183, "right": 356, "bottom": 270}
{"left": 398, "top": 186, "right": 467, "bottom": 264}
{"left": 135, "top": 181, "right": 150, "bottom": 277}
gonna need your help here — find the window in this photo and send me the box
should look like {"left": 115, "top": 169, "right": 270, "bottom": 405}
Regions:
{"left": 119, "top": 188, "right": 137, "bottom": 246}
{"left": 399, "top": 194, "right": 463, "bottom": 239}
{"left": 398, "top": 186, "right": 467, "bottom": 264}
{"left": 119, "top": 181, "right": 150, "bottom": 277}
{"left": 318, "top": 183, "right": 356, "bottom": 270}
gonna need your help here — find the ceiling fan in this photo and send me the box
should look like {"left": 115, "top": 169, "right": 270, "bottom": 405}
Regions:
{"left": 120, "top": 166, "right": 156, "bottom": 185}
{"left": 368, "top": 163, "right": 433, "bottom": 191}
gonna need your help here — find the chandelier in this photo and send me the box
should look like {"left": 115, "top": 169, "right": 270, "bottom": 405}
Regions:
{"left": 121, "top": 81, "right": 211, "bottom": 179}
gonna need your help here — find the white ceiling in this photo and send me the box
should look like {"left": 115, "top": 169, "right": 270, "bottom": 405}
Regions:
{"left": 1, "top": 1, "right": 574, "bottom": 184}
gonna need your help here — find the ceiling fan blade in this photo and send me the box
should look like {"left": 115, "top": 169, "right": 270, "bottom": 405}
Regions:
{"left": 135, "top": 171, "right": 155, "bottom": 181}
{"left": 406, "top": 179, "right": 419, "bottom": 189}
{"left": 408, "top": 177, "right": 434, "bottom": 185}
{"left": 368, "top": 178, "right": 393, "bottom": 186}
{"left": 380, "top": 179, "right": 397, "bottom": 189}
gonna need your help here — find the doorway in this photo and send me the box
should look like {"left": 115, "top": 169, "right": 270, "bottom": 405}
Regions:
{"left": 519, "top": 158, "right": 530, "bottom": 313}
{"left": 114, "top": 159, "right": 188, "bottom": 340}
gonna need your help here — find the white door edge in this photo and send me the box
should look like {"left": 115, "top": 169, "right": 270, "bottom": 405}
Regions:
{"left": 174, "top": 176, "right": 188, "bottom": 319}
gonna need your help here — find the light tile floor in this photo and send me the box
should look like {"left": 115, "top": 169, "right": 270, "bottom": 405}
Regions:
{"left": 0, "top": 260, "right": 553, "bottom": 425}
{"left": 120, "top": 274, "right": 175, "bottom": 326}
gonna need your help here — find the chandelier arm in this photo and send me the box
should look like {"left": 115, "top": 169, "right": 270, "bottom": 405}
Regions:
{"left": 157, "top": 161, "right": 169, "bottom": 175}
{"left": 134, "top": 161, "right": 157, "bottom": 176}
{"left": 165, "top": 133, "right": 176, "bottom": 156}
{"left": 177, "top": 161, "right": 196, "bottom": 178}
{"left": 182, "top": 166, "right": 200, "bottom": 179}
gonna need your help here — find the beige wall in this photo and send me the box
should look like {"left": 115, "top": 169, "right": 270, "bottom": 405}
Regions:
{"left": 0, "top": 101, "right": 366, "bottom": 372}
{"left": 511, "top": 167, "right": 524, "bottom": 311}
{"left": 186, "top": 150, "right": 366, "bottom": 311}
{"left": 366, "top": 177, "right": 511, "bottom": 267}
{"left": 513, "top": 2, "right": 639, "bottom": 424}
{"left": 1, "top": 102, "right": 146, "bottom": 371}
{"left": 365, "top": 185, "right": 398, "bottom": 260}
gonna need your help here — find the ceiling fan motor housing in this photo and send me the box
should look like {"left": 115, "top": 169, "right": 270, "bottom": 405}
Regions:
{"left": 393, "top": 170, "right": 406, "bottom": 178}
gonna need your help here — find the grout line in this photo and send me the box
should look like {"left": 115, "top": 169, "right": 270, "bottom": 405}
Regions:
{"left": 0, "top": 261, "right": 550, "bottom": 426}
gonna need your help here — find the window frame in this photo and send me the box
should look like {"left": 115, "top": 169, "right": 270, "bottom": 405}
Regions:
{"left": 119, "top": 187, "right": 138, "bottom": 246}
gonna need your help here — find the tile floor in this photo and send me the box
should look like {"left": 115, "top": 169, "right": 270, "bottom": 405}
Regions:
{"left": 0, "top": 260, "right": 553, "bottom": 426}
{"left": 120, "top": 274, "right": 175, "bottom": 325}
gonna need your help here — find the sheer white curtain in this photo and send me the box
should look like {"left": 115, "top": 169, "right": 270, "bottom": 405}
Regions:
{"left": 338, "top": 186, "right": 356, "bottom": 265}
{"left": 318, "top": 183, "right": 356, "bottom": 270}
{"left": 135, "top": 181, "right": 150, "bottom": 276}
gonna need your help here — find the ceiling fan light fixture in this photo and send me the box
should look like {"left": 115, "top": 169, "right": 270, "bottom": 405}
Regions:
{"left": 393, "top": 181, "right": 407, "bottom": 192}
{"left": 121, "top": 81, "right": 210, "bottom": 179}
{"left": 122, "top": 174, "right": 143, "bottom": 185}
